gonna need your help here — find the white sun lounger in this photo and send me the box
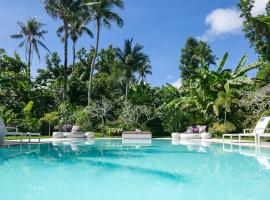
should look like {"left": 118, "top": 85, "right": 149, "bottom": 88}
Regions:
{"left": 257, "top": 133, "right": 270, "bottom": 145}
{"left": 223, "top": 116, "right": 270, "bottom": 144}
{"left": 0, "top": 116, "right": 40, "bottom": 143}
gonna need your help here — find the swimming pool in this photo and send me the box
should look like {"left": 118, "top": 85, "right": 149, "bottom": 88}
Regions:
{"left": 1, "top": 139, "right": 270, "bottom": 200}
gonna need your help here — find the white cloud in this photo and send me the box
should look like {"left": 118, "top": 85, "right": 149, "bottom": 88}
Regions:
{"left": 171, "top": 79, "right": 182, "bottom": 88}
{"left": 252, "top": 0, "right": 268, "bottom": 16}
{"left": 199, "top": 8, "right": 243, "bottom": 41}
{"left": 199, "top": 0, "right": 268, "bottom": 41}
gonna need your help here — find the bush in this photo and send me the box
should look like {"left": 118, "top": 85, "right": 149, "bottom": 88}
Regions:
{"left": 103, "top": 127, "right": 123, "bottom": 137}
{"left": 58, "top": 101, "right": 76, "bottom": 125}
{"left": 209, "top": 122, "right": 236, "bottom": 137}
{"left": 72, "top": 107, "right": 95, "bottom": 132}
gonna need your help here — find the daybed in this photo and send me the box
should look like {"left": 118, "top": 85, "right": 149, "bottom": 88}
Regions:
{"left": 122, "top": 130, "right": 152, "bottom": 139}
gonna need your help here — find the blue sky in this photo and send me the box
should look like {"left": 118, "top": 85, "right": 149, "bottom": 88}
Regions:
{"left": 0, "top": 0, "right": 267, "bottom": 86}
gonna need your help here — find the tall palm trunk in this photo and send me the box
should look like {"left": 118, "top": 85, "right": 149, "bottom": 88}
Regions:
{"left": 224, "top": 111, "right": 227, "bottom": 133}
{"left": 27, "top": 42, "right": 32, "bottom": 81}
{"left": 125, "top": 80, "right": 129, "bottom": 103}
{"left": 72, "top": 40, "right": 76, "bottom": 69}
{"left": 48, "top": 124, "right": 51, "bottom": 136}
{"left": 88, "top": 19, "right": 100, "bottom": 104}
{"left": 63, "top": 20, "right": 68, "bottom": 100}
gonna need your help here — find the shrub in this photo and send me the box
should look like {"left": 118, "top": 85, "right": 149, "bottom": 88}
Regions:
{"left": 72, "top": 107, "right": 95, "bottom": 132}
{"left": 103, "top": 127, "right": 123, "bottom": 137}
{"left": 209, "top": 122, "right": 236, "bottom": 137}
{"left": 58, "top": 101, "right": 76, "bottom": 125}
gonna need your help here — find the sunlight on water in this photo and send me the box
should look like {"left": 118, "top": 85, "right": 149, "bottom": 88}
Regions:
{"left": 1, "top": 139, "right": 270, "bottom": 200}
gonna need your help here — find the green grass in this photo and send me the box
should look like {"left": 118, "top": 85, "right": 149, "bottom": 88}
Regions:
{"left": 4, "top": 136, "right": 51, "bottom": 140}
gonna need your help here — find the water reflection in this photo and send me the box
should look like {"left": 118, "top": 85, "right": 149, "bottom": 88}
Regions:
{"left": 223, "top": 143, "right": 270, "bottom": 170}
{"left": 0, "top": 143, "right": 40, "bottom": 160}
{"left": 172, "top": 139, "right": 212, "bottom": 153}
{"left": 122, "top": 139, "right": 152, "bottom": 147}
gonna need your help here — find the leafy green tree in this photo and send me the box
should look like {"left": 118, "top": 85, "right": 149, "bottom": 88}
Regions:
{"left": 116, "top": 39, "right": 150, "bottom": 103}
{"left": 91, "top": 46, "right": 124, "bottom": 100}
{"left": 10, "top": 17, "right": 50, "bottom": 80}
{"left": 35, "top": 52, "right": 67, "bottom": 103}
{"left": 239, "top": 0, "right": 270, "bottom": 61}
{"left": 0, "top": 53, "right": 29, "bottom": 119}
{"left": 179, "top": 37, "right": 216, "bottom": 82}
{"left": 19, "top": 101, "right": 39, "bottom": 132}
{"left": 239, "top": 0, "right": 270, "bottom": 85}
{"left": 129, "top": 82, "right": 161, "bottom": 106}
{"left": 214, "top": 88, "right": 240, "bottom": 127}
{"left": 36, "top": 53, "right": 63, "bottom": 85}
{"left": 166, "top": 53, "right": 260, "bottom": 130}
{"left": 40, "top": 112, "right": 58, "bottom": 135}
{"left": 86, "top": 0, "right": 124, "bottom": 102}
{"left": 42, "top": 0, "right": 83, "bottom": 99}
{"left": 0, "top": 48, "right": 5, "bottom": 55}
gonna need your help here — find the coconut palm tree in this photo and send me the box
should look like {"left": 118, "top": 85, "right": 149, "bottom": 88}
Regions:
{"left": 10, "top": 17, "right": 50, "bottom": 80}
{"left": 138, "top": 62, "right": 152, "bottom": 82}
{"left": 86, "top": 0, "right": 124, "bottom": 103}
{"left": 57, "top": 16, "right": 94, "bottom": 68}
{"left": 42, "top": 0, "right": 84, "bottom": 99}
{"left": 116, "top": 39, "right": 150, "bottom": 103}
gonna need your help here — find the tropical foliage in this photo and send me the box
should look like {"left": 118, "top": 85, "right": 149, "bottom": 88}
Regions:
{"left": 0, "top": 0, "right": 269, "bottom": 137}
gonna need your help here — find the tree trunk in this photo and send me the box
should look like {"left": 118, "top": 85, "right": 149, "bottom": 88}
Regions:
{"left": 63, "top": 20, "right": 68, "bottom": 100}
{"left": 101, "top": 117, "right": 104, "bottom": 129}
{"left": 224, "top": 111, "right": 227, "bottom": 133}
{"left": 72, "top": 40, "right": 76, "bottom": 70}
{"left": 125, "top": 79, "right": 129, "bottom": 103}
{"left": 88, "top": 19, "right": 100, "bottom": 104}
{"left": 27, "top": 43, "right": 32, "bottom": 82}
{"left": 48, "top": 125, "right": 51, "bottom": 137}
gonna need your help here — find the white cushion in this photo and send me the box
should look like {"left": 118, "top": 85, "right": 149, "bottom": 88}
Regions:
{"left": 65, "top": 133, "right": 85, "bottom": 138}
{"left": 201, "top": 132, "right": 212, "bottom": 139}
{"left": 71, "top": 126, "right": 80, "bottom": 133}
{"left": 180, "top": 133, "right": 201, "bottom": 139}
{"left": 199, "top": 126, "right": 207, "bottom": 133}
{"left": 53, "top": 132, "right": 64, "bottom": 138}
{"left": 171, "top": 132, "right": 180, "bottom": 139}
{"left": 85, "top": 132, "right": 94, "bottom": 138}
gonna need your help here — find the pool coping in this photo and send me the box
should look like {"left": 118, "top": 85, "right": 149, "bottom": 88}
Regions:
{"left": 3, "top": 137, "right": 270, "bottom": 149}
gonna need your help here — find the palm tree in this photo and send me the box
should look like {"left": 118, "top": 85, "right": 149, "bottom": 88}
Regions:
{"left": 57, "top": 16, "right": 94, "bottom": 68}
{"left": 116, "top": 39, "right": 150, "bottom": 103}
{"left": 42, "top": 0, "right": 83, "bottom": 99}
{"left": 86, "top": 0, "right": 124, "bottom": 103}
{"left": 214, "top": 87, "right": 240, "bottom": 129}
{"left": 10, "top": 17, "right": 50, "bottom": 80}
{"left": 138, "top": 62, "right": 152, "bottom": 82}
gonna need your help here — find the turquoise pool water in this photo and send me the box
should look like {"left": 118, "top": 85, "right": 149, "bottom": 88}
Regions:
{"left": 1, "top": 139, "right": 270, "bottom": 200}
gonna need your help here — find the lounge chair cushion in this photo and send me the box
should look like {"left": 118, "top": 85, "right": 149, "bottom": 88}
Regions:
{"left": 187, "top": 127, "right": 193, "bottom": 134}
{"left": 85, "top": 132, "right": 94, "bottom": 138}
{"left": 192, "top": 127, "right": 200, "bottom": 133}
{"left": 180, "top": 133, "right": 201, "bottom": 139}
{"left": 171, "top": 132, "right": 180, "bottom": 139}
{"left": 53, "top": 132, "right": 64, "bottom": 138}
{"left": 199, "top": 126, "right": 207, "bottom": 133}
{"left": 60, "top": 125, "right": 73, "bottom": 132}
{"left": 71, "top": 126, "right": 81, "bottom": 133}
{"left": 64, "top": 132, "right": 85, "bottom": 138}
